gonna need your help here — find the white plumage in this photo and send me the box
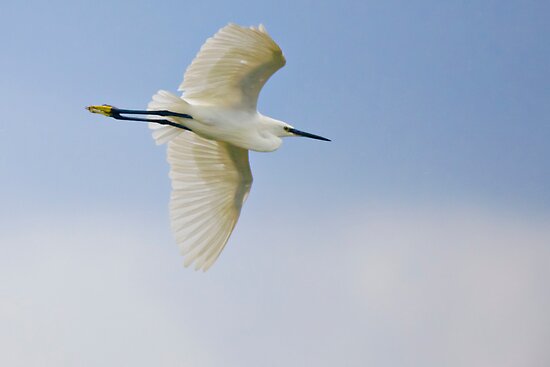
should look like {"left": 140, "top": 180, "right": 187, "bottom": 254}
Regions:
{"left": 148, "top": 24, "right": 283, "bottom": 270}
{"left": 179, "top": 23, "right": 285, "bottom": 109}
{"left": 167, "top": 132, "right": 252, "bottom": 270}
{"left": 88, "top": 23, "right": 329, "bottom": 271}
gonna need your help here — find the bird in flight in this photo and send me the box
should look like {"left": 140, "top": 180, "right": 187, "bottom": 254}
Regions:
{"left": 87, "top": 23, "right": 330, "bottom": 271}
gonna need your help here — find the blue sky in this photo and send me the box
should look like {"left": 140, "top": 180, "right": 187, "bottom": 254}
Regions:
{"left": 1, "top": 1, "right": 549, "bottom": 366}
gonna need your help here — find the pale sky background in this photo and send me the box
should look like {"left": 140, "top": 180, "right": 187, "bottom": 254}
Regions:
{"left": 1, "top": 1, "right": 549, "bottom": 366}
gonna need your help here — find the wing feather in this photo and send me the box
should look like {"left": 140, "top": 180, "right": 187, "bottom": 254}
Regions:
{"left": 179, "top": 23, "right": 286, "bottom": 110}
{"left": 167, "top": 131, "right": 253, "bottom": 271}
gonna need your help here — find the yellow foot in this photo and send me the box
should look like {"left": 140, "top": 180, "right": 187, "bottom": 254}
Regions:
{"left": 86, "top": 105, "right": 114, "bottom": 117}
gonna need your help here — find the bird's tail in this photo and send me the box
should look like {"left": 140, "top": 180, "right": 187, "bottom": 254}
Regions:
{"left": 148, "top": 90, "right": 191, "bottom": 145}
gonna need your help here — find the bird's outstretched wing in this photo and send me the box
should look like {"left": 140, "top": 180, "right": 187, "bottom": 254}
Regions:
{"left": 179, "top": 23, "right": 286, "bottom": 110}
{"left": 167, "top": 131, "right": 253, "bottom": 271}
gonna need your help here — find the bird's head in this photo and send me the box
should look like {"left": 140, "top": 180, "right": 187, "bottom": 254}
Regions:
{"left": 266, "top": 117, "right": 330, "bottom": 141}
{"left": 254, "top": 116, "right": 330, "bottom": 152}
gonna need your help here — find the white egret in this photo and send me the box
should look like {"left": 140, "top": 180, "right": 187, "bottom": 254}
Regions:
{"left": 87, "top": 23, "right": 330, "bottom": 271}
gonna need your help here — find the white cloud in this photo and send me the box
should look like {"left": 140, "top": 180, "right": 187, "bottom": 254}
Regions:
{"left": 1, "top": 203, "right": 548, "bottom": 366}
{"left": 0, "top": 213, "right": 213, "bottom": 367}
{"left": 343, "top": 205, "right": 550, "bottom": 367}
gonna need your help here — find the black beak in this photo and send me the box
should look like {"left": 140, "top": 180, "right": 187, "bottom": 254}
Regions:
{"left": 288, "top": 128, "right": 331, "bottom": 142}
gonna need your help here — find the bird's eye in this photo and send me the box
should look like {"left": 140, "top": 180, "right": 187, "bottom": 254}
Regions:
{"left": 283, "top": 126, "right": 290, "bottom": 132}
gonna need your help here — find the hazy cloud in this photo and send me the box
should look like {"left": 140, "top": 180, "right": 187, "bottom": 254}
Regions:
{"left": 1, "top": 204, "right": 548, "bottom": 366}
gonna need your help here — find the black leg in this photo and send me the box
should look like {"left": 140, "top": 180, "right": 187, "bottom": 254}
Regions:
{"left": 113, "top": 108, "right": 193, "bottom": 120}
{"left": 111, "top": 115, "right": 192, "bottom": 131}
{"left": 87, "top": 105, "right": 193, "bottom": 131}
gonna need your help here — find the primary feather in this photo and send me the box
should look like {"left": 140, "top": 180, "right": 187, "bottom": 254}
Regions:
{"left": 167, "top": 132, "right": 252, "bottom": 271}
{"left": 179, "top": 23, "right": 286, "bottom": 110}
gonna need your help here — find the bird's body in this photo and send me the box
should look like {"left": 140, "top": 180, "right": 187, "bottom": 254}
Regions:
{"left": 149, "top": 94, "right": 287, "bottom": 152}
{"left": 88, "top": 23, "right": 329, "bottom": 270}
